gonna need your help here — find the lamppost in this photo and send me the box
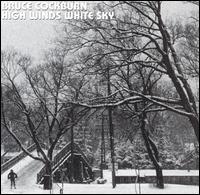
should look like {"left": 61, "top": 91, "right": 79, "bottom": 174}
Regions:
{"left": 60, "top": 167, "right": 67, "bottom": 194}
{"left": 100, "top": 112, "right": 106, "bottom": 179}
{"left": 107, "top": 66, "right": 116, "bottom": 188}
{"left": 70, "top": 110, "right": 75, "bottom": 183}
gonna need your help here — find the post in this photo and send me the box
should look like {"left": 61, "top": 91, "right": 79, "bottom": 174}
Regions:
{"left": 100, "top": 113, "right": 105, "bottom": 179}
{"left": 70, "top": 110, "right": 75, "bottom": 183}
{"left": 60, "top": 170, "right": 64, "bottom": 194}
{"left": 138, "top": 168, "right": 141, "bottom": 194}
{"left": 107, "top": 66, "right": 116, "bottom": 188}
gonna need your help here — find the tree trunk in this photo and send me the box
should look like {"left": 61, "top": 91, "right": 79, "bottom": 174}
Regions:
{"left": 140, "top": 112, "right": 164, "bottom": 189}
{"left": 156, "top": 167, "right": 164, "bottom": 189}
{"left": 189, "top": 116, "right": 199, "bottom": 142}
{"left": 43, "top": 161, "right": 53, "bottom": 190}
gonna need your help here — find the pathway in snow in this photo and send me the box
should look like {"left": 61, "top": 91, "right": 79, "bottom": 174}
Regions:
{"left": 1, "top": 151, "right": 44, "bottom": 194}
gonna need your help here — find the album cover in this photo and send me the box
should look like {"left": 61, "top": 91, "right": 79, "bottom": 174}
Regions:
{"left": 1, "top": 1, "right": 199, "bottom": 194}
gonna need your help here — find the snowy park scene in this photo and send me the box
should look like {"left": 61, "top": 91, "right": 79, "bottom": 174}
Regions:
{"left": 1, "top": 1, "right": 199, "bottom": 194}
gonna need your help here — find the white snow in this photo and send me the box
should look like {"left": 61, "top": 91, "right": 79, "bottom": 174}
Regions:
{"left": 2, "top": 152, "right": 21, "bottom": 157}
{"left": 53, "top": 183, "right": 199, "bottom": 194}
{"left": 1, "top": 151, "right": 43, "bottom": 180}
{"left": 1, "top": 183, "right": 199, "bottom": 194}
{"left": 1, "top": 161, "right": 199, "bottom": 194}
{"left": 1, "top": 150, "right": 44, "bottom": 194}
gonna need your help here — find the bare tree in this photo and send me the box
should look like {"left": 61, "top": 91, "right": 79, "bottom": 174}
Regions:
{"left": 1, "top": 49, "right": 89, "bottom": 189}
{"left": 62, "top": 1, "right": 199, "bottom": 142}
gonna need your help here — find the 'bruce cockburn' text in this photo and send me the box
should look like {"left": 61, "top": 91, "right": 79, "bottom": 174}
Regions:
{"left": 1, "top": 2, "right": 88, "bottom": 11}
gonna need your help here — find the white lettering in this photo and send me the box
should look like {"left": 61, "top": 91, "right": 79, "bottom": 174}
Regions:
{"left": 1, "top": 11, "right": 26, "bottom": 20}
{"left": 1, "top": 2, "right": 32, "bottom": 10}
{"left": 64, "top": 12, "right": 94, "bottom": 20}
{"left": 96, "top": 12, "right": 115, "bottom": 20}
{"left": 34, "top": 2, "right": 87, "bottom": 11}
{"left": 29, "top": 11, "right": 61, "bottom": 20}
{"left": 108, "top": 12, "right": 115, "bottom": 20}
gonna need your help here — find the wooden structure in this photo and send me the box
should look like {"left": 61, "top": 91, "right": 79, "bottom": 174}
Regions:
{"left": 37, "top": 142, "right": 93, "bottom": 184}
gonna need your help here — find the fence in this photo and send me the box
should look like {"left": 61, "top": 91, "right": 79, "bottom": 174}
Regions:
{"left": 116, "top": 175, "right": 199, "bottom": 185}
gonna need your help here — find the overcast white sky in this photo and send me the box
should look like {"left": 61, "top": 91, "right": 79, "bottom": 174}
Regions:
{"left": 1, "top": 1, "right": 199, "bottom": 62}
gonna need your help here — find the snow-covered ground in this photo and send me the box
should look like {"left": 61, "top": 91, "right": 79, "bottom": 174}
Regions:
{"left": 1, "top": 182, "right": 199, "bottom": 194}
{"left": 1, "top": 151, "right": 44, "bottom": 194}
{"left": 1, "top": 159, "right": 199, "bottom": 194}
{"left": 50, "top": 183, "right": 200, "bottom": 194}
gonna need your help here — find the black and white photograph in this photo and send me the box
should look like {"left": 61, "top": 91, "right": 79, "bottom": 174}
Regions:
{"left": 1, "top": 1, "right": 199, "bottom": 194}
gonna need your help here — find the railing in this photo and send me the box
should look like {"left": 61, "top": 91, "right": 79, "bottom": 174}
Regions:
{"left": 37, "top": 166, "right": 46, "bottom": 184}
{"left": 1, "top": 144, "right": 36, "bottom": 174}
{"left": 37, "top": 142, "right": 72, "bottom": 184}
{"left": 116, "top": 176, "right": 146, "bottom": 184}
{"left": 181, "top": 150, "right": 196, "bottom": 164}
{"left": 53, "top": 143, "right": 72, "bottom": 167}
{"left": 36, "top": 142, "right": 93, "bottom": 184}
{"left": 74, "top": 144, "right": 91, "bottom": 168}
